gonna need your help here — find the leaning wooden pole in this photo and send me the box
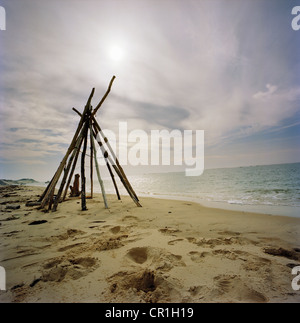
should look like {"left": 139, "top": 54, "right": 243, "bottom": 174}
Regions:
{"left": 52, "top": 124, "right": 86, "bottom": 211}
{"left": 92, "top": 116, "right": 139, "bottom": 201}
{"left": 47, "top": 186, "right": 56, "bottom": 211}
{"left": 89, "top": 121, "right": 108, "bottom": 208}
{"left": 62, "top": 135, "right": 83, "bottom": 202}
{"left": 91, "top": 124, "right": 121, "bottom": 200}
{"left": 81, "top": 120, "right": 89, "bottom": 211}
{"left": 74, "top": 107, "right": 121, "bottom": 201}
{"left": 93, "top": 123, "right": 141, "bottom": 207}
{"left": 40, "top": 88, "right": 95, "bottom": 209}
{"left": 38, "top": 176, "right": 54, "bottom": 202}
{"left": 92, "top": 76, "right": 116, "bottom": 116}
{"left": 89, "top": 125, "right": 94, "bottom": 199}
{"left": 107, "top": 160, "right": 121, "bottom": 200}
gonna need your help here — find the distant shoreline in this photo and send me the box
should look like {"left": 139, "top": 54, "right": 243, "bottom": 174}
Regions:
{"left": 138, "top": 193, "right": 300, "bottom": 219}
{"left": 11, "top": 184, "right": 300, "bottom": 220}
{"left": 0, "top": 178, "right": 38, "bottom": 186}
{"left": 2, "top": 161, "right": 300, "bottom": 219}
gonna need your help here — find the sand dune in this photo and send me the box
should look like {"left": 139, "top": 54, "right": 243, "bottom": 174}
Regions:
{"left": 0, "top": 185, "right": 299, "bottom": 303}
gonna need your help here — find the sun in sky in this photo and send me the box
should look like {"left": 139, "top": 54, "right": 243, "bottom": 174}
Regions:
{"left": 108, "top": 45, "right": 125, "bottom": 62}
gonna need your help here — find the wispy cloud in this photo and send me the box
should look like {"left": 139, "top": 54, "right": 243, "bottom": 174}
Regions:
{"left": 253, "top": 84, "right": 278, "bottom": 100}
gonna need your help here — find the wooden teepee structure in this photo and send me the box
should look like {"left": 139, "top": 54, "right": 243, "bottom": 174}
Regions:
{"left": 38, "top": 76, "right": 141, "bottom": 212}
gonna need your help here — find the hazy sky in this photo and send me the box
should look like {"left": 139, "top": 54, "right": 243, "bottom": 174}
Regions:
{"left": 0, "top": 0, "right": 299, "bottom": 181}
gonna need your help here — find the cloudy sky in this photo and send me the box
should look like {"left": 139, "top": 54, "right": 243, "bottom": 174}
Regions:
{"left": 0, "top": 0, "right": 299, "bottom": 181}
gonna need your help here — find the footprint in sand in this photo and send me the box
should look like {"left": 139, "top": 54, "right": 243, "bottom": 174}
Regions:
{"left": 106, "top": 269, "right": 182, "bottom": 303}
{"left": 122, "top": 216, "right": 140, "bottom": 223}
{"left": 168, "top": 239, "right": 184, "bottom": 245}
{"left": 263, "top": 247, "right": 300, "bottom": 261}
{"left": 57, "top": 242, "right": 85, "bottom": 252}
{"left": 213, "top": 274, "right": 268, "bottom": 303}
{"left": 89, "top": 220, "right": 105, "bottom": 229}
{"left": 186, "top": 235, "right": 258, "bottom": 249}
{"left": 42, "top": 256, "right": 98, "bottom": 282}
{"left": 110, "top": 226, "right": 121, "bottom": 234}
{"left": 47, "top": 229, "right": 85, "bottom": 242}
{"left": 126, "top": 247, "right": 186, "bottom": 271}
{"left": 108, "top": 269, "right": 156, "bottom": 293}
{"left": 127, "top": 247, "right": 148, "bottom": 264}
{"left": 212, "top": 249, "right": 239, "bottom": 260}
{"left": 159, "top": 227, "right": 181, "bottom": 235}
{"left": 188, "top": 251, "right": 209, "bottom": 263}
{"left": 217, "top": 230, "right": 241, "bottom": 236}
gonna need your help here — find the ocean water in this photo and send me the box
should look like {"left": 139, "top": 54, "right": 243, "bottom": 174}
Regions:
{"left": 34, "top": 162, "right": 300, "bottom": 217}
{"left": 99, "top": 163, "right": 300, "bottom": 217}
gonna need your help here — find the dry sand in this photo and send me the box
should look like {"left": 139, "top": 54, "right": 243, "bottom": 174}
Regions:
{"left": 0, "top": 185, "right": 299, "bottom": 303}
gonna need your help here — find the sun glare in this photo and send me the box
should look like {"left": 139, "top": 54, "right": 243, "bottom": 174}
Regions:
{"left": 109, "top": 46, "right": 124, "bottom": 61}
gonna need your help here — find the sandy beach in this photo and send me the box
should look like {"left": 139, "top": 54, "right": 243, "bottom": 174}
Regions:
{"left": 0, "top": 185, "right": 299, "bottom": 303}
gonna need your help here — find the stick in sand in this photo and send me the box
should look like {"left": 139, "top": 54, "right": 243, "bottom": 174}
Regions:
{"left": 92, "top": 76, "right": 116, "bottom": 117}
{"left": 89, "top": 121, "right": 108, "bottom": 208}
{"left": 89, "top": 122, "right": 94, "bottom": 199}
{"left": 52, "top": 124, "right": 85, "bottom": 211}
{"left": 40, "top": 88, "right": 95, "bottom": 209}
{"left": 93, "top": 127, "right": 141, "bottom": 207}
{"left": 74, "top": 107, "right": 121, "bottom": 201}
{"left": 81, "top": 121, "right": 89, "bottom": 211}
{"left": 92, "top": 116, "right": 139, "bottom": 202}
